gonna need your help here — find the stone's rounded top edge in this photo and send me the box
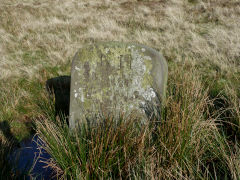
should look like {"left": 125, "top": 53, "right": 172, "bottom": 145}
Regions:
{"left": 72, "top": 41, "right": 167, "bottom": 68}
{"left": 75, "top": 41, "right": 163, "bottom": 57}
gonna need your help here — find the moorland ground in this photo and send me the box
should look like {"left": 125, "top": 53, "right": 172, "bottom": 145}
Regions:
{"left": 0, "top": 0, "right": 239, "bottom": 179}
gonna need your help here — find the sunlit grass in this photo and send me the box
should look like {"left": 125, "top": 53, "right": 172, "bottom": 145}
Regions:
{"left": 0, "top": 0, "right": 239, "bottom": 178}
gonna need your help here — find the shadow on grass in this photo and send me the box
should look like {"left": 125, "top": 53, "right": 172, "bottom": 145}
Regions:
{"left": 0, "top": 76, "right": 71, "bottom": 179}
{"left": 0, "top": 121, "right": 19, "bottom": 147}
{"left": 46, "top": 75, "right": 71, "bottom": 126}
{"left": 0, "top": 121, "right": 21, "bottom": 179}
{"left": 0, "top": 121, "right": 56, "bottom": 179}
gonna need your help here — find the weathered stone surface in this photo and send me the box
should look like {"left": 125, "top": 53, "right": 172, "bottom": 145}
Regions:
{"left": 69, "top": 42, "right": 168, "bottom": 129}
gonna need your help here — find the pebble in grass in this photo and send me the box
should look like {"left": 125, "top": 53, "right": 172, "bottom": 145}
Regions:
{"left": 69, "top": 42, "right": 168, "bottom": 129}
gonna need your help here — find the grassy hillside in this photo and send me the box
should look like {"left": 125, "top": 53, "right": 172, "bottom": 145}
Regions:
{"left": 0, "top": 0, "right": 239, "bottom": 179}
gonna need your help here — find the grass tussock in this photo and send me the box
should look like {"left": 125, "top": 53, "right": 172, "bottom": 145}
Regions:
{"left": 35, "top": 66, "right": 240, "bottom": 179}
{"left": 37, "top": 114, "right": 146, "bottom": 179}
{"left": 0, "top": 0, "right": 239, "bottom": 139}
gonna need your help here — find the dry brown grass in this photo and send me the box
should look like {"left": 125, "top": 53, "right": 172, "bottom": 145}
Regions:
{"left": 0, "top": 0, "right": 239, "bottom": 178}
{"left": 0, "top": 0, "right": 239, "bottom": 79}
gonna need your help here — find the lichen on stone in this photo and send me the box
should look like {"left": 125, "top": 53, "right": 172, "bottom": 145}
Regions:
{"left": 69, "top": 42, "right": 168, "bottom": 128}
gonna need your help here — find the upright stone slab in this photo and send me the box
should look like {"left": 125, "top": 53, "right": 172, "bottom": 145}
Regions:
{"left": 69, "top": 42, "right": 168, "bottom": 129}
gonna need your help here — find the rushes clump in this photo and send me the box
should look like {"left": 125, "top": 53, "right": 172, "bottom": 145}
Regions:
{"left": 146, "top": 66, "right": 240, "bottom": 179}
{"left": 36, "top": 66, "right": 239, "bottom": 179}
{"left": 36, "top": 112, "right": 147, "bottom": 179}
